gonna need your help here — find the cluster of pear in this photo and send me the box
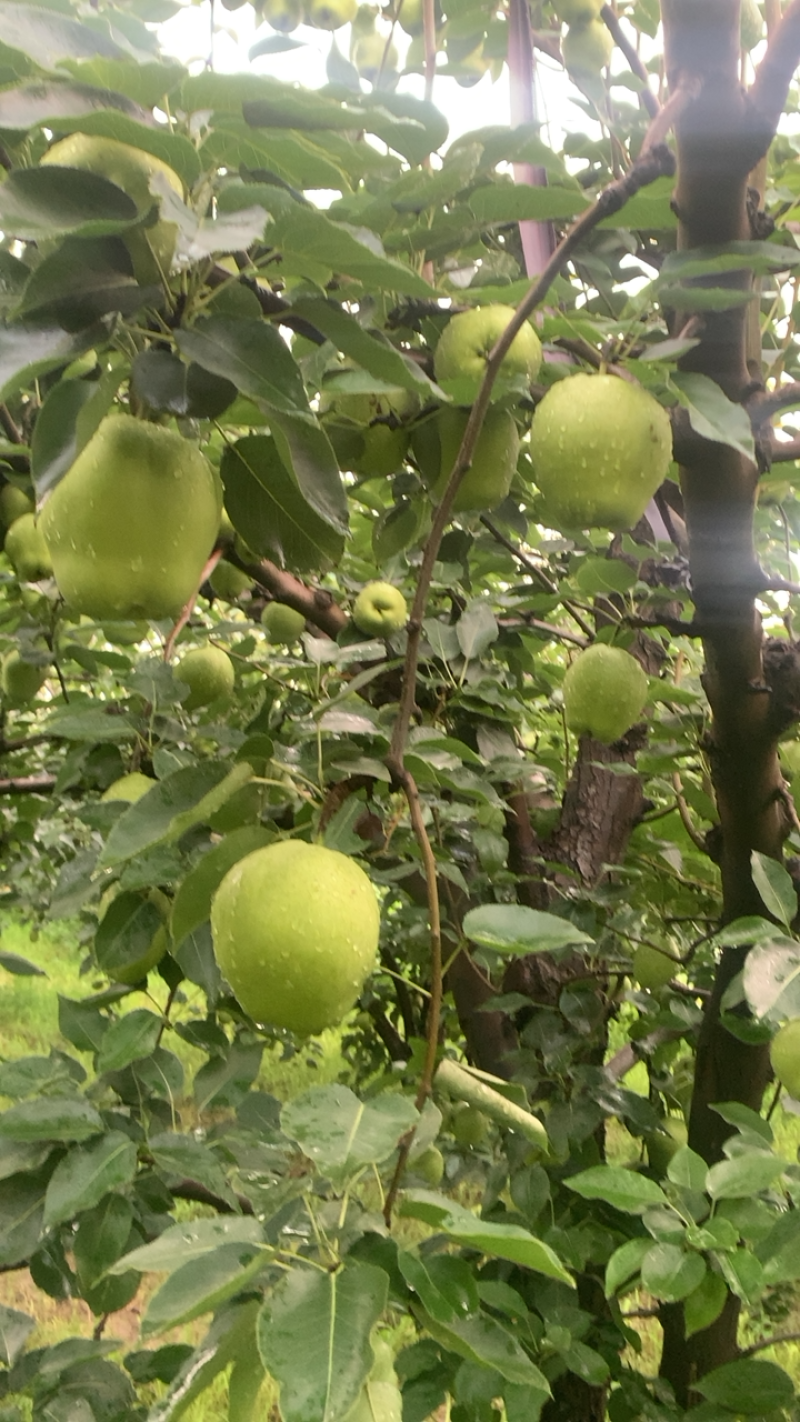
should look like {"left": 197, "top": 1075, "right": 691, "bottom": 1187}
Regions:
{"left": 554, "top": 0, "right": 613, "bottom": 79}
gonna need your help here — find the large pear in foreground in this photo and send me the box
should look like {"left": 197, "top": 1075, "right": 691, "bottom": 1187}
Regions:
{"left": 563, "top": 644, "right": 648, "bottom": 744}
{"left": 211, "top": 840, "right": 380, "bottom": 1036}
{"left": 530, "top": 373, "right": 672, "bottom": 531}
{"left": 40, "top": 415, "right": 222, "bottom": 620}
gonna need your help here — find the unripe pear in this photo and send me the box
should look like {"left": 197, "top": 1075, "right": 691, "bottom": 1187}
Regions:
{"left": 563, "top": 644, "right": 648, "bottom": 744}
{"left": 413, "top": 1144, "right": 445, "bottom": 1186}
{"left": 40, "top": 414, "right": 222, "bottom": 621}
{"left": 450, "top": 1103, "right": 489, "bottom": 1148}
{"left": 209, "top": 560, "right": 252, "bottom": 602}
{"left": 434, "top": 304, "right": 542, "bottom": 386}
{"left": 352, "top": 29, "right": 398, "bottom": 80}
{"left": 322, "top": 388, "right": 417, "bottom": 477}
{"left": 262, "top": 0, "right": 305, "bottom": 30}
{"left": 101, "top": 771, "right": 156, "bottom": 803}
{"left": 101, "top": 621, "right": 149, "bottom": 646}
{"left": 1, "top": 650, "right": 46, "bottom": 704}
{"left": 261, "top": 602, "right": 306, "bottom": 644}
{"left": 427, "top": 405, "right": 520, "bottom": 513}
{"left": 562, "top": 18, "right": 614, "bottom": 76}
{"left": 41, "top": 133, "right": 183, "bottom": 283}
{"left": 530, "top": 373, "right": 672, "bottom": 531}
{"left": 554, "top": 0, "right": 602, "bottom": 20}
{"left": 306, "top": 0, "right": 357, "bottom": 27}
{"left": 210, "top": 840, "right": 380, "bottom": 1035}
{"left": 175, "top": 646, "right": 235, "bottom": 710}
{"left": 0, "top": 484, "right": 33, "bottom": 529}
{"left": 770, "top": 1019, "right": 800, "bottom": 1098}
{"left": 353, "top": 581, "right": 407, "bottom": 637}
{"left": 5, "top": 513, "right": 53, "bottom": 582}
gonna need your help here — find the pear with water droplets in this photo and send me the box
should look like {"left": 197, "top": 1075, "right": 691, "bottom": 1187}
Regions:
{"left": 40, "top": 414, "right": 222, "bottom": 620}
{"left": 210, "top": 840, "right": 380, "bottom": 1035}
{"left": 530, "top": 372, "right": 672, "bottom": 531}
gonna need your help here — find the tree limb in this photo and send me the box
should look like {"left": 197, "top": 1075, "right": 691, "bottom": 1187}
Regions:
{"left": 0, "top": 774, "right": 56, "bottom": 794}
{"left": 747, "top": 0, "right": 800, "bottom": 157}
{"left": 600, "top": 4, "right": 659, "bottom": 119}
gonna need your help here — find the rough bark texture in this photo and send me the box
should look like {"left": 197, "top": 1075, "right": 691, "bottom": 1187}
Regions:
{"left": 659, "top": 0, "right": 793, "bottom": 1401}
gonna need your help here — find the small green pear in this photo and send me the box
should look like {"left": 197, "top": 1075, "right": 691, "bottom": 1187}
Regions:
{"left": 175, "top": 646, "right": 235, "bottom": 710}
{"left": 5, "top": 514, "right": 52, "bottom": 582}
{"left": 562, "top": 18, "right": 614, "bottom": 76}
{"left": 261, "top": 602, "right": 306, "bottom": 644}
{"left": 306, "top": 0, "right": 357, "bottom": 27}
{"left": 209, "top": 560, "right": 252, "bottom": 602}
{"left": 770, "top": 1018, "right": 800, "bottom": 1098}
{"left": 563, "top": 644, "right": 648, "bottom": 744}
{"left": 434, "top": 304, "right": 542, "bottom": 386}
{"left": 353, "top": 582, "right": 407, "bottom": 637}
{"left": 1, "top": 650, "right": 46, "bottom": 705}
{"left": 427, "top": 405, "right": 520, "bottom": 513}
{"left": 0, "top": 484, "right": 33, "bottom": 529}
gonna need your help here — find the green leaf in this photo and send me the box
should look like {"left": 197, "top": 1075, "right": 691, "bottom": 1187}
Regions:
{"left": 415, "top": 1307, "right": 550, "bottom": 1390}
{"left": 31, "top": 377, "right": 94, "bottom": 498}
{"left": 604, "top": 1237, "right": 649, "bottom": 1298}
{"left": 256, "top": 1261, "right": 388, "bottom": 1422}
{"left": 147, "top": 1301, "right": 260, "bottom": 1422}
{"left": 743, "top": 938, "right": 800, "bottom": 1022}
{"left": 43, "top": 1131, "right": 137, "bottom": 1227}
{"left": 469, "top": 185, "right": 589, "bottom": 223}
{"left": 254, "top": 184, "right": 434, "bottom": 297}
{"left": 221, "top": 435, "right": 346, "bottom": 574}
{"left": 99, "top": 762, "right": 254, "bottom": 867}
{"left": 0, "top": 81, "right": 143, "bottom": 131}
{"left": 0, "top": 950, "right": 45, "bottom": 977}
{"left": 110, "top": 1216, "right": 264, "bottom": 1276}
{"left": 640, "top": 1244, "right": 706, "bottom": 1303}
{"left": 73, "top": 1193, "right": 133, "bottom": 1287}
{"left": 0, "top": 168, "right": 137, "bottom": 241}
{"left": 750, "top": 850, "right": 798, "bottom": 929}
{"left": 176, "top": 314, "right": 308, "bottom": 417}
{"left": 143, "top": 1243, "right": 266, "bottom": 1337}
{"left": 95, "top": 1009, "right": 162, "bottom": 1074}
{"left": 400, "top": 1193, "right": 572, "bottom": 1284}
{"left": 0, "top": 1303, "right": 34, "bottom": 1365}
{"left": 716, "top": 1248, "right": 763, "bottom": 1305}
{"left": 281, "top": 1085, "right": 417, "bottom": 1178}
{"left": 0, "top": 321, "right": 94, "bottom": 401}
{"left": 667, "top": 1147, "right": 709, "bottom": 1192}
{"left": 463, "top": 905, "right": 593, "bottom": 957}
{"left": 565, "top": 1166, "right": 668, "bottom": 1214}
{"left": 0, "top": 1096, "right": 103, "bottom": 1142}
{"left": 694, "top": 1360, "right": 794, "bottom": 1414}
{"left": 706, "top": 1151, "right": 787, "bottom": 1200}
{"left": 171, "top": 826, "right": 273, "bottom": 947}
{"left": 0, "top": 1168, "right": 48, "bottom": 1268}
{"left": 669, "top": 371, "right": 755, "bottom": 462}
{"left": 291, "top": 296, "right": 437, "bottom": 398}
{"left": 17, "top": 236, "right": 150, "bottom": 329}
{"left": 758, "top": 1211, "right": 800, "bottom": 1285}
{"left": 684, "top": 1271, "right": 728, "bottom": 1339}
{"left": 0, "top": 3, "right": 127, "bottom": 68}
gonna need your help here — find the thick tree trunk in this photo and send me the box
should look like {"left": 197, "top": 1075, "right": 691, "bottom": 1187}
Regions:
{"left": 659, "top": 0, "right": 791, "bottom": 1401}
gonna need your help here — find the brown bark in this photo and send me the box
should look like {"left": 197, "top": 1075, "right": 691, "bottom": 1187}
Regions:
{"left": 659, "top": 0, "right": 795, "bottom": 1400}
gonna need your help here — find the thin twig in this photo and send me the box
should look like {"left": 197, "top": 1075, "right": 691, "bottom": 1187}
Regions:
{"left": 671, "top": 772, "right": 707, "bottom": 850}
{"left": 748, "top": 0, "right": 800, "bottom": 155}
{"left": 0, "top": 404, "right": 23, "bottom": 445}
{"left": 382, "top": 766, "right": 442, "bottom": 1225}
{"left": 0, "top": 774, "right": 56, "bottom": 793}
{"left": 479, "top": 514, "right": 595, "bottom": 639}
{"left": 740, "top": 1330, "right": 800, "bottom": 1359}
{"left": 163, "top": 548, "right": 223, "bottom": 662}
{"left": 422, "top": 0, "right": 436, "bottom": 103}
{"left": 600, "top": 4, "right": 659, "bottom": 119}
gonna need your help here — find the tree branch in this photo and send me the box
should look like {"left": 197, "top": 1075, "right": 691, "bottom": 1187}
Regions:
{"left": 236, "top": 554, "right": 347, "bottom": 639}
{"left": 747, "top": 0, "right": 800, "bottom": 156}
{"left": 740, "top": 1331, "right": 800, "bottom": 1359}
{"left": 0, "top": 774, "right": 56, "bottom": 794}
{"left": 600, "top": 4, "right": 659, "bottom": 119}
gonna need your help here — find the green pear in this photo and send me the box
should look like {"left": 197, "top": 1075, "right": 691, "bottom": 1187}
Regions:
{"left": 175, "top": 646, "right": 235, "bottom": 710}
{"left": 434, "top": 304, "right": 542, "bottom": 386}
{"left": 209, "top": 559, "right": 252, "bottom": 602}
{"left": 424, "top": 406, "right": 520, "bottom": 513}
{"left": 562, "top": 18, "right": 614, "bottom": 76}
{"left": 554, "top": 0, "right": 602, "bottom": 22}
{"left": 353, "top": 581, "right": 407, "bottom": 636}
{"left": 351, "top": 29, "right": 398, "bottom": 81}
{"left": 0, "top": 484, "right": 33, "bottom": 529}
{"left": 1, "top": 650, "right": 46, "bottom": 705}
{"left": 4, "top": 513, "right": 53, "bottom": 582}
{"left": 261, "top": 602, "right": 306, "bottom": 644}
{"left": 740, "top": 0, "right": 763, "bottom": 49}
{"left": 771, "top": 1018, "right": 800, "bottom": 1098}
{"left": 632, "top": 942, "right": 680, "bottom": 992}
{"left": 40, "top": 414, "right": 222, "bottom": 621}
{"left": 210, "top": 840, "right": 380, "bottom": 1035}
{"left": 306, "top": 0, "right": 357, "bottom": 27}
{"left": 563, "top": 644, "right": 648, "bottom": 744}
{"left": 530, "top": 373, "right": 672, "bottom": 531}
{"left": 262, "top": 0, "right": 305, "bottom": 30}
